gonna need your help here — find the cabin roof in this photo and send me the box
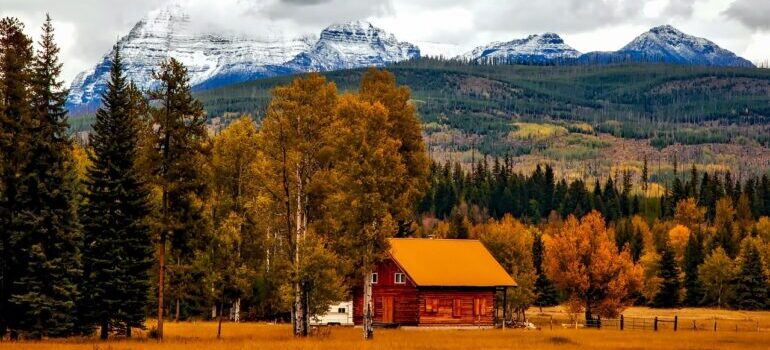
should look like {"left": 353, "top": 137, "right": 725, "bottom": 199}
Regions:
{"left": 388, "top": 238, "right": 516, "bottom": 287}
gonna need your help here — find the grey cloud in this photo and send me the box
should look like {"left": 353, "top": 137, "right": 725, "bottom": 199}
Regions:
{"left": 263, "top": 0, "right": 393, "bottom": 27}
{"left": 663, "top": 0, "right": 696, "bottom": 18}
{"left": 470, "top": 0, "right": 647, "bottom": 34}
{"left": 724, "top": 0, "right": 770, "bottom": 31}
{"left": 1, "top": 0, "right": 164, "bottom": 80}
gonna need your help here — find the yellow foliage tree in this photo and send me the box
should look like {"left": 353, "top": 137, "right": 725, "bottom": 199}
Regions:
{"left": 475, "top": 214, "right": 537, "bottom": 321}
{"left": 544, "top": 211, "right": 642, "bottom": 320}
{"left": 674, "top": 198, "right": 705, "bottom": 232}
{"left": 668, "top": 224, "right": 691, "bottom": 262}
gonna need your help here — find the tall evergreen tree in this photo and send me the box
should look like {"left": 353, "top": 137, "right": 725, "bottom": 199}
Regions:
{"left": 80, "top": 47, "right": 153, "bottom": 339}
{"left": 5, "top": 15, "right": 82, "bottom": 338}
{"left": 652, "top": 242, "right": 681, "bottom": 308}
{"left": 731, "top": 239, "right": 769, "bottom": 310}
{"left": 683, "top": 232, "right": 704, "bottom": 306}
{"left": 0, "top": 16, "right": 35, "bottom": 340}
{"left": 141, "top": 58, "right": 208, "bottom": 340}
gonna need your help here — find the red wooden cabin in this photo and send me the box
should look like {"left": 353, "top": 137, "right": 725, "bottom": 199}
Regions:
{"left": 353, "top": 238, "right": 516, "bottom": 327}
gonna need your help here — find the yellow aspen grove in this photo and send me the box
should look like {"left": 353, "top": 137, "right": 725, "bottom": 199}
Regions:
{"left": 257, "top": 74, "right": 338, "bottom": 337}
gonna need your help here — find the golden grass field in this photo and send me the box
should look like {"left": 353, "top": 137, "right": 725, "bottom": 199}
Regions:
{"left": 1, "top": 307, "right": 769, "bottom": 350}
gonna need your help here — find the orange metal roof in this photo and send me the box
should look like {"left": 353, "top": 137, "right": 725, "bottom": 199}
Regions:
{"left": 388, "top": 238, "right": 517, "bottom": 287}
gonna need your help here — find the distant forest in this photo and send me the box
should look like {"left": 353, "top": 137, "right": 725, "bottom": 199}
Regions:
{"left": 192, "top": 58, "right": 770, "bottom": 154}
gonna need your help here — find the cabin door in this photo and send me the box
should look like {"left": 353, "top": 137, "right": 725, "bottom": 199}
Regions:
{"left": 382, "top": 296, "right": 394, "bottom": 323}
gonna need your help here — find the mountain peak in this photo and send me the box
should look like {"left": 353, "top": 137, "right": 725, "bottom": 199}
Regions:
{"left": 68, "top": 7, "right": 418, "bottom": 110}
{"left": 648, "top": 24, "right": 682, "bottom": 34}
{"left": 619, "top": 25, "right": 754, "bottom": 67}
{"left": 462, "top": 32, "right": 581, "bottom": 63}
{"left": 288, "top": 21, "right": 419, "bottom": 72}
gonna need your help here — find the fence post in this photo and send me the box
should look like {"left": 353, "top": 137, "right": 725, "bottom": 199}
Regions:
{"left": 597, "top": 315, "right": 601, "bottom": 329}
{"left": 654, "top": 317, "right": 658, "bottom": 331}
{"left": 620, "top": 315, "right": 624, "bottom": 331}
{"left": 693, "top": 320, "right": 696, "bottom": 331}
{"left": 550, "top": 315, "right": 553, "bottom": 330}
{"left": 674, "top": 316, "right": 678, "bottom": 332}
{"left": 714, "top": 318, "right": 717, "bottom": 332}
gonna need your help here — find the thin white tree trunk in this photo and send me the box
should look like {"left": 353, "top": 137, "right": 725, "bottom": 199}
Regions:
{"left": 234, "top": 298, "right": 240, "bottom": 323}
{"left": 293, "top": 166, "right": 305, "bottom": 337}
{"left": 363, "top": 273, "right": 374, "bottom": 339}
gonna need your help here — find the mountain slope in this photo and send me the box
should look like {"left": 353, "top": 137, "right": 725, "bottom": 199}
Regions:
{"left": 461, "top": 33, "right": 581, "bottom": 63}
{"left": 67, "top": 5, "right": 418, "bottom": 110}
{"left": 579, "top": 25, "right": 754, "bottom": 67}
{"left": 286, "top": 21, "right": 419, "bottom": 72}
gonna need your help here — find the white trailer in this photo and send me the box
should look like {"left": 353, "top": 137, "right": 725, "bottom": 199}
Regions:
{"left": 311, "top": 301, "right": 354, "bottom": 326}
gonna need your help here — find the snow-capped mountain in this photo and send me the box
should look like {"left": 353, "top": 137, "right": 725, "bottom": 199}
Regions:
{"left": 579, "top": 25, "right": 754, "bottom": 67}
{"left": 461, "top": 33, "right": 581, "bottom": 63}
{"left": 287, "top": 21, "right": 419, "bottom": 72}
{"left": 67, "top": 6, "right": 418, "bottom": 109}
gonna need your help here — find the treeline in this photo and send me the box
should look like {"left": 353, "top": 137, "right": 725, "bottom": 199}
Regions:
{"left": 1, "top": 16, "right": 429, "bottom": 341}
{"left": 418, "top": 157, "right": 770, "bottom": 224}
{"left": 417, "top": 158, "right": 770, "bottom": 316}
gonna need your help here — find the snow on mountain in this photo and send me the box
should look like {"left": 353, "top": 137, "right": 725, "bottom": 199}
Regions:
{"left": 68, "top": 7, "right": 418, "bottom": 109}
{"left": 461, "top": 33, "right": 581, "bottom": 63}
{"left": 286, "top": 21, "right": 419, "bottom": 72}
{"left": 579, "top": 25, "right": 754, "bottom": 67}
{"left": 68, "top": 2, "right": 313, "bottom": 108}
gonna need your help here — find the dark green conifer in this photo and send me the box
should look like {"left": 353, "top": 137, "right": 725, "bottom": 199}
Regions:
{"left": 6, "top": 14, "right": 82, "bottom": 338}
{"left": 80, "top": 47, "right": 153, "bottom": 339}
{"left": 0, "top": 16, "right": 35, "bottom": 340}
{"left": 731, "top": 239, "right": 769, "bottom": 310}
{"left": 683, "top": 232, "right": 704, "bottom": 306}
{"left": 653, "top": 242, "right": 681, "bottom": 308}
{"left": 532, "top": 233, "right": 558, "bottom": 307}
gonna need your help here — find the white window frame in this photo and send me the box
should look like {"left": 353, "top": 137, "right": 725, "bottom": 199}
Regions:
{"left": 395, "top": 272, "right": 406, "bottom": 284}
{"left": 371, "top": 272, "right": 378, "bottom": 284}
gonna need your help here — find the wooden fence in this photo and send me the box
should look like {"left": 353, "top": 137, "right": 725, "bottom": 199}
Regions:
{"left": 526, "top": 314, "right": 761, "bottom": 332}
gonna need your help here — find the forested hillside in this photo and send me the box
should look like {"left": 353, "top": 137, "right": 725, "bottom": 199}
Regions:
{"left": 196, "top": 60, "right": 770, "bottom": 181}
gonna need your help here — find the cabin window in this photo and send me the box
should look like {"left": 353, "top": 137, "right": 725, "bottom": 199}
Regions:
{"left": 452, "top": 299, "right": 462, "bottom": 318}
{"left": 473, "top": 298, "right": 487, "bottom": 317}
{"left": 371, "top": 273, "right": 378, "bottom": 284}
{"left": 337, "top": 307, "right": 346, "bottom": 314}
{"left": 425, "top": 298, "right": 439, "bottom": 313}
{"left": 394, "top": 272, "right": 406, "bottom": 284}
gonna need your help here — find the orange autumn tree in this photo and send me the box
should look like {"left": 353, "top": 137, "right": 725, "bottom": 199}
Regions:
{"left": 544, "top": 211, "right": 642, "bottom": 321}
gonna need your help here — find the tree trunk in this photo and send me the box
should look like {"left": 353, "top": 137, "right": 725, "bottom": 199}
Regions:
{"left": 157, "top": 231, "right": 166, "bottom": 341}
{"left": 584, "top": 297, "right": 592, "bottom": 322}
{"left": 126, "top": 324, "right": 131, "bottom": 338}
{"left": 175, "top": 298, "right": 180, "bottom": 322}
{"left": 217, "top": 288, "right": 225, "bottom": 339}
{"left": 234, "top": 298, "right": 240, "bottom": 323}
{"left": 100, "top": 319, "right": 109, "bottom": 340}
{"left": 293, "top": 166, "right": 307, "bottom": 337}
{"left": 363, "top": 273, "right": 374, "bottom": 340}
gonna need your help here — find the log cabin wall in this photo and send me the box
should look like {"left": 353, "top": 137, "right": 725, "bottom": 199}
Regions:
{"left": 417, "top": 288, "right": 495, "bottom": 326}
{"left": 353, "top": 258, "right": 419, "bottom": 326}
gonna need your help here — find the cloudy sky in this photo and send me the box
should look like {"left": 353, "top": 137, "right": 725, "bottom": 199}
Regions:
{"left": 2, "top": 0, "right": 769, "bottom": 84}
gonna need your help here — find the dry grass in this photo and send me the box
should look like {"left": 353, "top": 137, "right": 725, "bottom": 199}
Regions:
{"left": 1, "top": 312, "right": 769, "bottom": 350}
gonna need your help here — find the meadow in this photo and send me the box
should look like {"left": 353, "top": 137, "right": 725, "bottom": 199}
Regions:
{"left": 2, "top": 307, "right": 769, "bottom": 350}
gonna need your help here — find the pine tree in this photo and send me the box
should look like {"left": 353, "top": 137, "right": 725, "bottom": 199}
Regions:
{"left": 1, "top": 15, "right": 82, "bottom": 339}
{"left": 0, "top": 16, "right": 35, "bottom": 340}
{"left": 80, "top": 47, "right": 153, "bottom": 339}
{"left": 731, "top": 239, "right": 769, "bottom": 310}
{"left": 652, "top": 242, "right": 680, "bottom": 308}
{"left": 142, "top": 58, "right": 208, "bottom": 340}
{"left": 682, "top": 232, "right": 704, "bottom": 306}
{"left": 532, "top": 233, "right": 558, "bottom": 307}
